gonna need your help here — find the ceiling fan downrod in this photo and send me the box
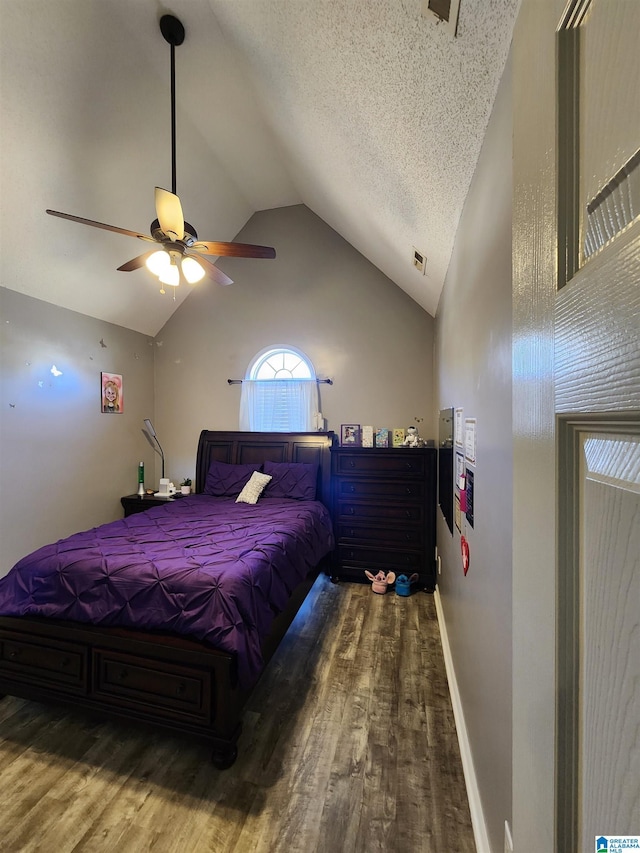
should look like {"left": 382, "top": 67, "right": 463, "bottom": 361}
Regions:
{"left": 159, "top": 15, "right": 185, "bottom": 196}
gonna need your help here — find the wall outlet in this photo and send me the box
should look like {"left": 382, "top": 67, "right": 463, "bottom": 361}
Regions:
{"left": 504, "top": 820, "right": 513, "bottom": 853}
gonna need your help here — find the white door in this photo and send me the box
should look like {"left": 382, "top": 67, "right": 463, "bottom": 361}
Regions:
{"left": 512, "top": 0, "right": 639, "bottom": 849}
{"left": 555, "top": 2, "right": 640, "bottom": 847}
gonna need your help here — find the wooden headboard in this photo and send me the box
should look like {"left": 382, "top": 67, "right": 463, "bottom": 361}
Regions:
{"left": 195, "top": 431, "right": 337, "bottom": 506}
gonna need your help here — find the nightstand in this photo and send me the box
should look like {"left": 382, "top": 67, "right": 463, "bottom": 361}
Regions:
{"left": 120, "top": 493, "right": 181, "bottom": 517}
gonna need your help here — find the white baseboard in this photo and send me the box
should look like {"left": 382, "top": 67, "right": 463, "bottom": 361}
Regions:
{"left": 434, "top": 587, "right": 491, "bottom": 853}
{"left": 504, "top": 819, "right": 513, "bottom": 853}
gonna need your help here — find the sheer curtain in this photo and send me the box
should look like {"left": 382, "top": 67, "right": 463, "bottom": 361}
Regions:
{"left": 239, "top": 379, "right": 319, "bottom": 431}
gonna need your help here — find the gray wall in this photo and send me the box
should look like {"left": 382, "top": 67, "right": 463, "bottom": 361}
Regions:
{"left": 153, "top": 204, "right": 435, "bottom": 486}
{"left": 434, "top": 57, "right": 513, "bottom": 852}
{"left": 0, "top": 287, "right": 155, "bottom": 574}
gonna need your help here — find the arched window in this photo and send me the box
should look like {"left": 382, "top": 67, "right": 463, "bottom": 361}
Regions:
{"left": 240, "top": 346, "right": 319, "bottom": 432}
{"left": 250, "top": 347, "right": 314, "bottom": 381}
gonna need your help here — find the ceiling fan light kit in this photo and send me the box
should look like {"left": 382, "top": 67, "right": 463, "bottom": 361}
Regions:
{"left": 45, "top": 14, "right": 275, "bottom": 296}
{"left": 181, "top": 256, "right": 206, "bottom": 284}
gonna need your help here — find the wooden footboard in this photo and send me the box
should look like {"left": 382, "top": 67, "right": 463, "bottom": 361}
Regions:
{"left": 0, "top": 567, "right": 321, "bottom": 768}
{"left": 0, "top": 614, "right": 244, "bottom": 767}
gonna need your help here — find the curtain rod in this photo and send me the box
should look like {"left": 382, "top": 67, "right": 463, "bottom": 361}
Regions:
{"left": 227, "top": 378, "right": 333, "bottom": 385}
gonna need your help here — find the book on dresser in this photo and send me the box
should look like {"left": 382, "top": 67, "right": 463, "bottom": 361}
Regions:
{"left": 330, "top": 446, "right": 437, "bottom": 591}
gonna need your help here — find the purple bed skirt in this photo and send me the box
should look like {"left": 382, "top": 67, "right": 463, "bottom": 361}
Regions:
{"left": 0, "top": 495, "right": 334, "bottom": 688}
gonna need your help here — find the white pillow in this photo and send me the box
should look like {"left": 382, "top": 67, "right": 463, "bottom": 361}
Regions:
{"left": 235, "top": 471, "right": 272, "bottom": 504}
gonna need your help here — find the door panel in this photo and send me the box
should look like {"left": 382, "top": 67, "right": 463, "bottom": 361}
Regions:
{"left": 581, "top": 1, "right": 640, "bottom": 223}
{"left": 556, "top": 226, "right": 640, "bottom": 413}
{"left": 557, "top": 0, "right": 640, "bottom": 280}
{"left": 579, "top": 431, "right": 640, "bottom": 845}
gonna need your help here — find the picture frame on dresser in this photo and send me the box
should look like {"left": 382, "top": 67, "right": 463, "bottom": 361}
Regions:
{"left": 340, "top": 424, "right": 361, "bottom": 446}
{"left": 361, "top": 425, "right": 374, "bottom": 447}
{"left": 374, "top": 427, "right": 389, "bottom": 448}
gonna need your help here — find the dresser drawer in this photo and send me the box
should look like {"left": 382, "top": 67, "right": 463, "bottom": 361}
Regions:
{"left": 337, "top": 478, "right": 425, "bottom": 501}
{"left": 0, "top": 631, "right": 87, "bottom": 692}
{"left": 337, "top": 500, "right": 423, "bottom": 524}
{"left": 338, "top": 523, "right": 424, "bottom": 548}
{"left": 338, "top": 545, "right": 423, "bottom": 572}
{"left": 92, "top": 649, "right": 211, "bottom": 724}
{"left": 334, "top": 453, "right": 426, "bottom": 477}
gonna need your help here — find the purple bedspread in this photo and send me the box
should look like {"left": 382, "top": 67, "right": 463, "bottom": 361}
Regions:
{"left": 0, "top": 495, "right": 334, "bottom": 688}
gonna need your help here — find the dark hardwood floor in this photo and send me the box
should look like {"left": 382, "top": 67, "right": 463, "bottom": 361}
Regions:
{"left": 0, "top": 574, "right": 475, "bottom": 852}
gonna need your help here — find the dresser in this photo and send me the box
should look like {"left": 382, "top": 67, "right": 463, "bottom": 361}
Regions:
{"left": 331, "top": 447, "right": 437, "bottom": 591}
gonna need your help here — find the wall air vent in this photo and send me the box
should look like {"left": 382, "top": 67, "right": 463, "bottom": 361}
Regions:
{"left": 412, "top": 248, "right": 427, "bottom": 274}
{"left": 421, "top": 0, "right": 461, "bottom": 37}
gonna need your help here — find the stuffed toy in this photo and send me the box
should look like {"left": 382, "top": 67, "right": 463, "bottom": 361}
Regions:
{"left": 364, "top": 569, "right": 396, "bottom": 594}
{"left": 395, "top": 573, "right": 420, "bottom": 596}
{"left": 402, "top": 426, "right": 425, "bottom": 447}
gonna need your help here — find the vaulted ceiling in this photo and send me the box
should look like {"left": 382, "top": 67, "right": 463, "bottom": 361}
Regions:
{"left": 0, "top": 0, "right": 519, "bottom": 336}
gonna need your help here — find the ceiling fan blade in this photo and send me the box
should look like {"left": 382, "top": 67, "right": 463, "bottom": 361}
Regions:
{"left": 191, "top": 240, "right": 276, "bottom": 259}
{"left": 187, "top": 253, "right": 234, "bottom": 286}
{"left": 117, "top": 251, "right": 159, "bottom": 272}
{"left": 46, "top": 209, "right": 154, "bottom": 242}
{"left": 155, "top": 188, "right": 184, "bottom": 240}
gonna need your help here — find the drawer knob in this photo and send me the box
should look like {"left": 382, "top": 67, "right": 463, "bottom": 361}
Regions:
{"left": 8, "top": 649, "right": 20, "bottom": 659}
{"left": 61, "top": 657, "right": 71, "bottom": 668}
{"left": 406, "top": 510, "right": 413, "bottom": 518}
{"left": 119, "top": 669, "right": 128, "bottom": 681}
{"left": 176, "top": 682, "right": 186, "bottom": 696}
{"left": 349, "top": 485, "right": 356, "bottom": 493}
{"left": 348, "top": 460, "right": 356, "bottom": 468}
{"left": 405, "top": 462, "right": 414, "bottom": 470}
{"left": 349, "top": 528, "right": 355, "bottom": 536}
{"left": 348, "top": 507, "right": 355, "bottom": 515}
{"left": 405, "top": 487, "right": 413, "bottom": 494}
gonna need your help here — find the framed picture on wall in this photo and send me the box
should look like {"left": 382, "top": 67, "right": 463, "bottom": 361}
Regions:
{"left": 341, "top": 424, "right": 361, "bottom": 446}
{"left": 101, "top": 372, "right": 123, "bottom": 413}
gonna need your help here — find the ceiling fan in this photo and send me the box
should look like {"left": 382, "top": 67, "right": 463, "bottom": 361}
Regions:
{"left": 46, "top": 14, "right": 275, "bottom": 294}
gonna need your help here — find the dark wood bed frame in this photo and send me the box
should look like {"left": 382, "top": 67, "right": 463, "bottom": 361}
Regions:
{"left": 0, "top": 430, "right": 336, "bottom": 768}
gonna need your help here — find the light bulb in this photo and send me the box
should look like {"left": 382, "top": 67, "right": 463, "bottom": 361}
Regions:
{"left": 181, "top": 256, "right": 206, "bottom": 284}
{"left": 145, "top": 250, "right": 170, "bottom": 276}
{"left": 159, "top": 263, "right": 180, "bottom": 287}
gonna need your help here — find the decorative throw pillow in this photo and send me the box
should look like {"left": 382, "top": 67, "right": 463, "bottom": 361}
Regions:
{"left": 235, "top": 471, "right": 273, "bottom": 504}
{"left": 263, "top": 460, "right": 318, "bottom": 500}
{"left": 203, "top": 461, "right": 262, "bottom": 497}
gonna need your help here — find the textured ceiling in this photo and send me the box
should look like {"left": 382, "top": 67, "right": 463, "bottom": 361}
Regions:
{"left": 0, "top": 0, "right": 519, "bottom": 336}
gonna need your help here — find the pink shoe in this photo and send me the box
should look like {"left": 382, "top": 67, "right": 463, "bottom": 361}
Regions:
{"left": 364, "top": 570, "right": 396, "bottom": 594}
